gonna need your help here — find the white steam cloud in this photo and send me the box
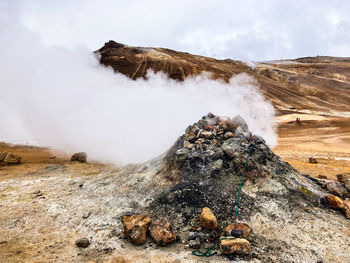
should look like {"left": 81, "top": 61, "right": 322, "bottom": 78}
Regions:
{"left": 0, "top": 7, "right": 277, "bottom": 164}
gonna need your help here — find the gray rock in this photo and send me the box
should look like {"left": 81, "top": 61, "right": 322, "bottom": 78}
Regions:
{"left": 71, "top": 152, "right": 87, "bottom": 163}
{"left": 232, "top": 115, "right": 249, "bottom": 132}
{"left": 188, "top": 238, "right": 201, "bottom": 249}
{"left": 326, "top": 181, "right": 348, "bottom": 198}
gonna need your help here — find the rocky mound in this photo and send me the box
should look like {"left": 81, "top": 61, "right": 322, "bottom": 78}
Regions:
{"left": 130, "top": 113, "right": 349, "bottom": 261}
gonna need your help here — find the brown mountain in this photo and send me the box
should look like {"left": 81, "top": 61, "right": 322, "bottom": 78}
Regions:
{"left": 97, "top": 40, "right": 350, "bottom": 113}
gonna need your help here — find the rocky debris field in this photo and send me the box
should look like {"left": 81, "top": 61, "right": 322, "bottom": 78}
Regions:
{"left": 1, "top": 114, "right": 350, "bottom": 263}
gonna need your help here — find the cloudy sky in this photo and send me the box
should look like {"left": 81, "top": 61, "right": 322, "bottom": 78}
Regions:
{"left": 5, "top": 0, "right": 350, "bottom": 61}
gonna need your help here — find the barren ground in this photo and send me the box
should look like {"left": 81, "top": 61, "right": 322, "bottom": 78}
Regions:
{"left": 1, "top": 110, "right": 350, "bottom": 263}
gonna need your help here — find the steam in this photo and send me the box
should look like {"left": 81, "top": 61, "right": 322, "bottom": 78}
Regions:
{"left": 0, "top": 7, "right": 277, "bottom": 164}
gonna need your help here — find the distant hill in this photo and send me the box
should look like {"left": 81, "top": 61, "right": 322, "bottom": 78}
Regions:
{"left": 97, "top": 41, "right": 350, "bottom": 114}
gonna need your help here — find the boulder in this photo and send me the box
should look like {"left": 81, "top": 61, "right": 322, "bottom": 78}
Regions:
{"left": 325, "top": 195, "right": 344, "bottom": 210}
{"left": 309, "top": 157, "right": 318, "bottom": 164}
{"left": 122, "top": 214, "right": 152, "bottom": 245}
{"left": 326, "top": 181, "right": 348, "bottom": 198}
{"left": 75, "top": 238, "right": 90, "bottom": 248}
{"left": 149, "top": 218, "right": 176, "bottom": 246}
{"left": 199, "top": 207, "right": 218, "bottom": 230}
{"left": 336, "top": 173, "right": 350, "bottom": 184}
{"left": 3, "top": 153, "right": 21, "bottom": 164}
{"left": 220, "top": 237, "right": 251, "bottom": 255}
{"left": 71, "top": 152, "right": 87, "bottom": 163}
{"left": 224, "top": 223, "right": 251, "bottom": 239}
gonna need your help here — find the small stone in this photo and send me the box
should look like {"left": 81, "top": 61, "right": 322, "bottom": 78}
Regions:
{"left": 185, "top": 133, "right": 196, "bottom": 143}
{"left": 188, "top": 238, "right": 201, "bottom": 249}
{"left": 0, "top": 152, "right": 8, "bottom": 162}
{"left": 212, "top": 159, "right": 223, "bottom": 170}
{"left": 75, "top": 238, "right": 90, "bottom": 248}
{"left": 195, "top": 138, "right": 205, "bottom": 145}
{"left": 235, "top": 127, "right": 245, "bottom": 137}
{"left": 309, "top": 157, "right": 318, "bottom": 164}
{"left": 343, "top": 200, "right": 350, "bottom": 219}
{"left": 345, "top": 179, "right": 350, "bottom": 191}
{"left": 3, "top": 153, "right": 21, "bottom": 164}
{"left": 200, "top": 207, "right": 218, "bottom": 230}
{"left": 252, "top": 135, "right": 265, "bottom": 144}
{"left": 325, "top": 195, "right": 344, "bottom": 210}
{"left": 82, "top": 212, "right": 91, "bottom": 219}
{"left": 33, "top": 190, "right": 43, "bottom": 197}
{"left": 150, "top": 218, "right": 176, "bottom": 246}
{"left": 220, "top": 238, "right": 251, "bottom": 255}
{"left": 71, "top": 152, "right": 87, "bottom": 163}
{"left": 217, "top": 116, "right": 238, "bottom": 132}
{"left": 318, "top": 175, "right": 327, "bottom": 179}
{"left": 336, "top": 173, "right": 350, "bottom": 184}
{"left": 224, "top": 223, "right": 251, "bottom": 239}
{"left": 188, "top": 232, "right": 205, "bottom": 242}
{"left": 201, "top": 131, "right": 213, "bottom": 139}
{"left": 184, "top": 141, "right": 194, "bottom": 149}
{"left": 326, "top": 181, "right": 348, "bottom": 198}
{"left": 122, "top": 214, "right": 152, "bottom": 245}
{"left": 176, "top": 148, "right": 189, "bottom": 156}
{"left": 232, "top": 115, "right": 248, "bottom": 132}
{"left": 224, "top": 132, "right": 234, "bottom": 139}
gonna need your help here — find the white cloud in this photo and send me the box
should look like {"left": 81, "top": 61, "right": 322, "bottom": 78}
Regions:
{"left": 11, "top": 0, "right": 350, "bottom": 60}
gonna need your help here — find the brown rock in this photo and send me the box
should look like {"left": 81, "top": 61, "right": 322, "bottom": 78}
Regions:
{"left": 217, "top": 116, "right": 238, "bottom": 132}
{"left": 309, "top": 157, "right": 318, "bottom": 164}
{"left": 199, "top": 207, "right": 218, "bottom": 230}
{"left": 0, "top": 152, "right": 8, "bottom": 162}
{"left": 326, "top": 195, "right": 344, "bottom": 210}
{"left": 224, "top": 132, "right": 234, "bottom": 139}
{"left": 345, "top": 179, "right": 350, "bottom": 191}
{"left": 220, "top": 238, "right": 251, "bottom": 255}
{"left": 71, "top": 152, "right": 87, "bottom": 163}
{"left": 201, "top": 131, "right": 213, "bottom": 139}
{"left": 185, "top": 133, "right": 196, "bottom": 143}
{"left": 343, "top": 200, "right": 350, "bottom": 219}
{"left": 318, "top": 174, "right": 327, "bottom": 179}
{"left": 3, "top": 153, "right": 21, "bottom": 164}
{"left": 224, "top": 223, "right": 251, "bottom": 239}
{"left": 122, "top": 214, "right": 152, "bottom": 245}
{"left": 326, "top": 181, "right": 348, "bottom": 198}
{"left": 336, "top": 173, "right": 350, "bottom": 184}
{"left": 75, "top": 238, "right": 90, "bottom": 248}
{"left": 150, "top": 218, "right": 176, "bottom": 246}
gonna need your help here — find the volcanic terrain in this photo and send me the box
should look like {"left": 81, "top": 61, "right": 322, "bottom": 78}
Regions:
{"left": 1, "top": 42, "right": 350, "bottom": 263}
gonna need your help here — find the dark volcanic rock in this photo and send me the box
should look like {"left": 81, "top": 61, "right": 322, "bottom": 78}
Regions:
{"left": 71, "top": 152, "right": 87, "bottom": 163}
{"left": 147, "top": 113, "right": 327, "bottom": 251}
{"left": 75, "top": 238, "right": 90, "bottom": 248}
